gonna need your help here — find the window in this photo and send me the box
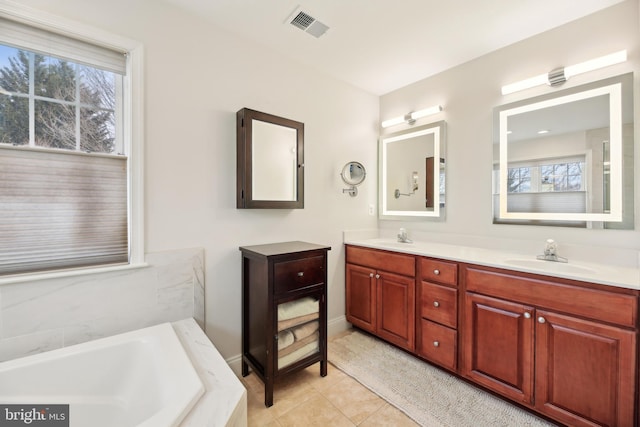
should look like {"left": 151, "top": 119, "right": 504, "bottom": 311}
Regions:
{"left": 504, "top": 159, "right": 585, "bottom": 194}
{"left": 0, "top": 11, "right": 143, "bottom": 278}
{"left": 507, "top": 166, "right": 531, "bottom": 193}
{"left": 540, "top": 162, "right": 583, "bottom": 192}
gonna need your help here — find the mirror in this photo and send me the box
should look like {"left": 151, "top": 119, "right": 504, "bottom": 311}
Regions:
{"left": 341, "top": 161, "right": 366, "bottom": 197}
{"left": 237, "top": 108, "right": 304, "bottom": 209}
{"left": 493, "top": 73, "right": 634, "bottom": 228}
{"left": 380, "top": 121, "right": 446, "bottom": 219}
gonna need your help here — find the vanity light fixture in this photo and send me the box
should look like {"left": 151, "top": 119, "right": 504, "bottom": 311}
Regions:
{"left": 501, "top": 50, "right": 627, "bottom": 95}
{"left": 381, "top": 105, "right": 443, "bottom": 128}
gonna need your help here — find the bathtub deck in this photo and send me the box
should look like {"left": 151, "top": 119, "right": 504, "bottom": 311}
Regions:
{"left": 173, "top": 319, "right": 248, "bottom": 427}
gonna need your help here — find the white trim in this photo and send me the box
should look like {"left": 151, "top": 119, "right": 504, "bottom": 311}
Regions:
{"left": 0, "top": 262, "right": 148, "bottom": 286}
{"left": 0, "top": 0, "right": 146, "bottom": 273}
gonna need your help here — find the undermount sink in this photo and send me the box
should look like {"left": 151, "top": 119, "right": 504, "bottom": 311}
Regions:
{"left": 504, "top": 258, "right": 597, "bottom": 275}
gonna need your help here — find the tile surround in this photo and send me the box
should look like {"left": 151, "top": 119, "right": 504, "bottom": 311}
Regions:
{"left": 0, "top": 248, "right": 205, "bottom": 362}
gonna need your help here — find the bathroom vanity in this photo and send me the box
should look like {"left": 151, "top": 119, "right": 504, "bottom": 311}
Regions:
{"left": 345, "top": 239, "right": 639, "bottom": 427}
{"left": 240, "top": 241, "right": 330, "bottom": 407}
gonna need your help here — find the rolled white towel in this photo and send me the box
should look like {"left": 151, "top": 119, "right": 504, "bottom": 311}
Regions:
{"left": 277, "top": 329, "right": 295, "bottom": 350}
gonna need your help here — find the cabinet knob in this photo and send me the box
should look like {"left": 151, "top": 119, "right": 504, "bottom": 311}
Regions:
{"left": 433, "top": 269, "right": 440, "bottom": 275}
{"left": 538, "top": 316, "right": 546, "bottom": 324}
{"left": 523, "top": 312, "right": 531, "bottom": 319}
{"left": 369, "top": 273, "right": 374, "bottom": 278}
{"left": 297, "top": 271, "right": 304, "bottom": 277}
{"left": 433, "top": 341, "right": 440, "bottom": 347}
{"left": 433, "top": 301, "right": 440, "bottom": 308}
{"left": 375, "top": 274, "right": 380, "bottom": 279}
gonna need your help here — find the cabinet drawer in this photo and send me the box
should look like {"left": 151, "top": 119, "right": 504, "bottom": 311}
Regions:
{"left": 418, "top": 319, "right": 457, "bottom": 371}
{"left": 274, "top": 255, "right": 325, "bottom": 294}
{"left": 420, "top": 258, "right": 457, "bottom": 287}
{"left": 346, "top": 245, "right": 415, "bottom": 277}
{"left": 420, "top": 281, "right": 457, "bottom": 328}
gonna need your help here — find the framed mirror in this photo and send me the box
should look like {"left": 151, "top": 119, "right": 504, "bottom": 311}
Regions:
{"left": 379, "top": 121, "right": 446, "bottom": 219}
{"left": 492, "top": 73, "right": 634, "bottom": 228}
{"left": 341, "top": 161, "right": 366, "bottom": 197}
{"left": 237, "top": 108, "right": 304, "bottom": 209}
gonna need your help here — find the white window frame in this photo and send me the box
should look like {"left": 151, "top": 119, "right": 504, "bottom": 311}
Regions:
{"left": 0, "top": 2, "right": 145, "bottom": 284}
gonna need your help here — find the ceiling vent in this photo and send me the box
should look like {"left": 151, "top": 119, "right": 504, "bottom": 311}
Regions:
{"left": 286, "top": 7, "right": 329, "bottom": 38}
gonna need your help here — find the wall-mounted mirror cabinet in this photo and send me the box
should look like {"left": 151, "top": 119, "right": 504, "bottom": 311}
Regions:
{"left": 237, "top": 108, "right": 304, "bottom": 209}
{"left": 379, "top": 121, "right": 446, "bottom": 219}
{"left": 492, "top": 73, "right": 634, "bottom": 228}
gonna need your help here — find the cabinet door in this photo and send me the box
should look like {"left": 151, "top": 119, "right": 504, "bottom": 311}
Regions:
{"left": 535, "top": 310, "right": 636, "bottom": 427}
{"left": 345, "top": 263, "right": 376, "bottom": 333}
{"left": 463, "top": 292, "right": 534, "bottom": 405}
{"left": 377, "top": 271, "right": 415, "bottom": 351}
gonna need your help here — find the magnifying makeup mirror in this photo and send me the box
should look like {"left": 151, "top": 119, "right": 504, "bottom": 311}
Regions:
{"left": 341, "top": 161, "right": 366, "bottom": 197}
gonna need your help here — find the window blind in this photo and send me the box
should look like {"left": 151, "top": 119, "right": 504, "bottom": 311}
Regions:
{"left": 0, "top": 147, "right": 128, "bottom": 275}
{"left": 0, "top": 17, "right": 127, "bottom": 75}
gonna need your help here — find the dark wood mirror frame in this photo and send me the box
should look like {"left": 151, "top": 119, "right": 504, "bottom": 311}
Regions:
{"left": 237, "top": 108, "right": 304, "bottom": 209}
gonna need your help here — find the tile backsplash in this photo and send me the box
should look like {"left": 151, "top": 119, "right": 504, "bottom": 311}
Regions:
{"left": 0, "top": 247, "right": 204, "bottom": 362}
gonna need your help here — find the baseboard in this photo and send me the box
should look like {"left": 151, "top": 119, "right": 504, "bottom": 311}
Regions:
{"left": 226, "top": 315, "right": 352, "bottom": 377}
{"left": 227, "top": 353, "right": 243, "bottom": 377}
{"left": 328, "top": 315, "right": 350, "bottom": 337}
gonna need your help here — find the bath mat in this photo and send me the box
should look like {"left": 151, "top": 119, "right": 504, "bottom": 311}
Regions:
{"left": 329, "top": 330, "right": 557, "bottom": 427}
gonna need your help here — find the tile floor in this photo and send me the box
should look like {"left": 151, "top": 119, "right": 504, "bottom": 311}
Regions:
{"left": 240, "top": 357, "right": 419, "bottom": 426}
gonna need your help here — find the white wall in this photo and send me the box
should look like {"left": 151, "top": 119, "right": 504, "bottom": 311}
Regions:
{"left": 6, "top": 0, "right": 379, "bottom": 361}
{"left": 380, "top": 0, "right": 640, "bottom": 256}
{"left": 5, "top": 0, "right": 639, "bottom": 367}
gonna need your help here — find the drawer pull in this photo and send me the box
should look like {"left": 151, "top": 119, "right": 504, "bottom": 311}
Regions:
{"left": 297, "top": 272, "right": 304, "bottom": 277}
{"left": 523, "top": 312, "right": 531, "bottom": 319}
{"left": 538, "top": 316, "right": 546, "bottom": 324}
{"left": 433, "top": 341, "right": 440, "bottom": 347}
{"left": 433, "top": 269, "right": 440, "bottom": 275}
{"left": 433, "top": 301, "right": 440, "bottom": 308}
{"left": 375, "top": 274, "right": 380, "bottom": 279}
{"left": 369, "top": 273, "right": 374, "bottom": 278}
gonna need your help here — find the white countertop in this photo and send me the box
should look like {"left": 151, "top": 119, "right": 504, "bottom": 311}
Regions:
{"left": 345, "top": 237, "right": 640, "bottom": 291}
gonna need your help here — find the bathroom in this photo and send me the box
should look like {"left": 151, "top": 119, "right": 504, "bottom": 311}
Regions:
{"left": 0, "top": 0, "right": 638, "bottom": 426}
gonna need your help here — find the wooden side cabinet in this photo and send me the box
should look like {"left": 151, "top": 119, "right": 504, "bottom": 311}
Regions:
{"left": 240, "top": 241, "right": 331, "bottom": 407}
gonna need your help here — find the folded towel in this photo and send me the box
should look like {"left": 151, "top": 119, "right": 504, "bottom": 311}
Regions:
{"left": 279, "top": 331, "right": 319, "bottom": 358}
{"left": 278, "top": 312, "right": 319, "bottom": 332}
{"left": 292, "top": 320, "right": 319, "bottom": 341}
{"left": 278, "top": 340, "right": 318, "bottom": 369}
{"left": 277, "top": 329, "right": 295, "bottom": 350}
{"left": 278, "top": 297, "right": 318, "bottom": 321}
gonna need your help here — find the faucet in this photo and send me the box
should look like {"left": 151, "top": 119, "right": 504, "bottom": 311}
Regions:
{"left": 397, "top": 228, "right": 413, "bottom": 243}
{"left": 536, "top": 239, "right": 568, "bottom": 263}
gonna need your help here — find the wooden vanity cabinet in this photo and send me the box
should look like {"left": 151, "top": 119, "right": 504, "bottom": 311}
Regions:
{"left": 416, "top": 257, "right": 458, "bottom": 371}
{"left": 240, "top": 241, "right": 331, "bottom": 407}
{"left": 462, "top": 264, "right": 638, "bottom": 427}
{"left": 345, "top": 245, "right": 416, "bottom": 351}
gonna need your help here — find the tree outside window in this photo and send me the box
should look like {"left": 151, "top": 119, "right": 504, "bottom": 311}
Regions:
{"left": 0, "top": 45, "right": 118, "bottom": 154}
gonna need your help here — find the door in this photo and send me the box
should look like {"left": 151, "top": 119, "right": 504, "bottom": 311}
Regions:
{"left": 535, "top": 310, "right": 636, "bottom": 427}
{"left": 345, "top": 263, "right": 376, "bottom": 333}
{"left": 376, "top": 270, "right": 415, "bottom": 351}
{"left": 463, "top": 292, "right": 534, "bottom": 404}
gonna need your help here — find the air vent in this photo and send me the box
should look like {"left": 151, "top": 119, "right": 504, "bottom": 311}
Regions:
{"left": 286, "top": 7, "right": 329, "bottom": 38}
